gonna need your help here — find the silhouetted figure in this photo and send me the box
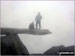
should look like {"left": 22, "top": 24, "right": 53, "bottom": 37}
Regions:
{"left": 35, "top": 12, "right": 42, "bottom": 29}
{"left": 29, "top": 22, "right": 34, "bottom": 30}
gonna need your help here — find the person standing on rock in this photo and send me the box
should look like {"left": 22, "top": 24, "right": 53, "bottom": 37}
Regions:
{"left": 35, "top": 12, "right": 42, "bottom": 29}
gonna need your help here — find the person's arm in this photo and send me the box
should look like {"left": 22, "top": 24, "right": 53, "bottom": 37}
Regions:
{"left": 35, "top": 16, "right": 37, "bottom": 21}
{"left": 40, "top": 15, "right": 42, "bottom": 20}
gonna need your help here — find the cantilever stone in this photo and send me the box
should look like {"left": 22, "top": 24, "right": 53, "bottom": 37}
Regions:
{"left": 1, "top": 28, "right": 52, "bottom": 35}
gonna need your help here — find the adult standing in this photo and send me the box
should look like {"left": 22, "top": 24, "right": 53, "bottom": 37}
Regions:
{"left": 35, "top": 12, "right": 42, "bottom": 29}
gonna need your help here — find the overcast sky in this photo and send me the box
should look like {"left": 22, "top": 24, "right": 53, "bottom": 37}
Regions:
{"left": 1, "top": 1, "right": 74, "bottom": 54}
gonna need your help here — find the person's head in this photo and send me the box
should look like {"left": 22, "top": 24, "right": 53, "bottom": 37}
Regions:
{"left": 38, "top": 12, "right": 40, "bottom": 15}
{"left": 32, "top": 22, "right": 34, "bottom": 24}
{"left": 37, "top": 12, "right": 41, "bottom": 16}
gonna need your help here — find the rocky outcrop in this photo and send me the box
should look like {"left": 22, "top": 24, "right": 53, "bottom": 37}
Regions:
{"left": 1, "top": 28, "right": 51, "bottom": 35}
{"left": 1, "top": 27, "right": 51, "bottom": 55}
{"left": 44, "top": 45, "right": 74, "bottom": 55}
{"left": 1, "top": 32, "right": 29, "bottom": 55}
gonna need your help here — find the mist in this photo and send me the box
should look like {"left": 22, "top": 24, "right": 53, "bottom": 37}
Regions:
{"left": 1, "top": 1, "right": 74, "bottom": 54}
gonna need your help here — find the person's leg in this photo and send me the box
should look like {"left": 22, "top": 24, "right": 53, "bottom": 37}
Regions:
{"left": 39, "top": 22, "right": 41, "bottom": 29}
{"left": 36, "top": 22, "right": 38, "bottom": 29}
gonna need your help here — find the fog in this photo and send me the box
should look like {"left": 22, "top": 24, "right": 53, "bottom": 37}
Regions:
{"left": 1, "top": 1, "right": 74, "bottom": 54}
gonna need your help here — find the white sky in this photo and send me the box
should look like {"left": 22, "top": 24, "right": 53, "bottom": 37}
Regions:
{"left": 1, "top": 1, "right": 74, "bottom": 54}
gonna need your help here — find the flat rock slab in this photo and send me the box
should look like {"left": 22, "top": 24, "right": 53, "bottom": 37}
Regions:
{"left": 1, "top": 28, "right": 52, "bottom": 35}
